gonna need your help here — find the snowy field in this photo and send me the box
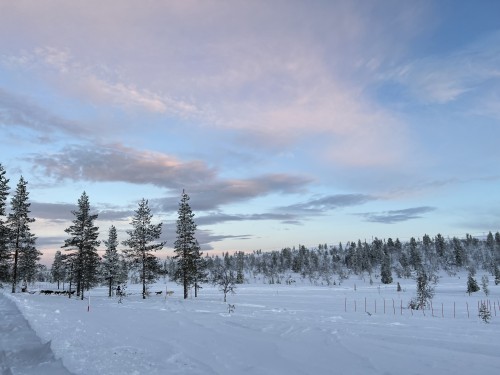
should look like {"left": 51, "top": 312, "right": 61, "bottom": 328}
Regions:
{"left": 3, "top": 274, "right": 500, "bottom": 375}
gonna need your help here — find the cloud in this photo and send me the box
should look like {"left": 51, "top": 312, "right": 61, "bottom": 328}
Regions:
{"left": 355, "top": 206, "right": 436, "bottom": 224}
{"left": 31, "top": 201, "right": 133, "bottom": 225}
{"left": 29, "top": 143, "right": 313, "bottom": 211}
{"left": 189, "top": 194, "right": 375, "bottom": 227}
{"left": 2, "top": 46, "right": 200, "bottom": 117}
{"left": 154, "top": 173, "right": 313, "bottom": 212}
{"left": 29, "top": 143, "right": 216, "bottom": 189}
{"left": 280, "top": 194, "right": 376, "bottom": 215}
{"left": 0, "top": 1, "right": 419, "bottom": 168}
{"left": 195, "top": 212, "right": 298, "bottom": 226}
{"left": 0, "top": 88, "right": 86, "bottom": 139}
{"left": 386, "top": 31, "right": 500, "bottom": 104}
{"left": 30, "top": 202, "right": 77, "bottom": 222}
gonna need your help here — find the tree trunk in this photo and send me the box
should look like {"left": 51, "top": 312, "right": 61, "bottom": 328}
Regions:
{"left": 11, "top": 247, "right": 19, "bottom": 293}
{"left": 77, "top": 270, "right": 81, "bottom": 297}
{"left": 11, "top": 231, "right": 20, "bottom": 293}
{"left": 108, "top": 277, "right": 112, "bottom": 297}
{"left": 142, "top": 251, "right": 146, "bottom": 299}
{"left": 183, "top": 273, "right": 188, "bottom": 299}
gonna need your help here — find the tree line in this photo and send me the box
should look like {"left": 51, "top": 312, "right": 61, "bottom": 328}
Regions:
{"left": 2, "top": 162, "right": 500, "bottom": 303}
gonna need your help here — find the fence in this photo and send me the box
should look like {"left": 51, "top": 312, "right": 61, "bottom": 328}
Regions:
{"left": 342, "top": 297, "right": 498, "bottom": 320}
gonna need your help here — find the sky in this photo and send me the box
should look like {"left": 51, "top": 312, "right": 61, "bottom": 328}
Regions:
{"left": 1, "top": 0, "right": 499, "bottom": 265}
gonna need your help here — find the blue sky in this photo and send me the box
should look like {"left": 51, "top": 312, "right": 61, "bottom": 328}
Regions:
{"left": 1, "top": 0, "right": 499, "bottom": 264}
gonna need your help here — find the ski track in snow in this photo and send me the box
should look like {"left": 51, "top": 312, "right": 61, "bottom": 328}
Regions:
{"left": 2, "top": 274, "right": 500, "bottom": 375}
{"left": 0, "top": 292, "right": 72, "bottom": 375}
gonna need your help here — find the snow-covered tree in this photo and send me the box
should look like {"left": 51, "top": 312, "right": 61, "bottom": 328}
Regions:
{"left": 51, "top": 250, "right": 66, "bottom": 289}
{"left": 192, "top": 240, "right": 208, "bottom": 297}
{"left": 102, "top": 225, "right": 121, "bottom": 297}
{"left": 494, "top": 264, "right": 500, "bottom": 285}
{"left": 380, "top": 248, "right": 393, "bottom": 284}
{"left": 62, "top": 192, "right": 101, "bottom": 300}
{"left": 173, "top": 191, "right": 202, "bottom": 299}
{"left": 8, "top": 177, "right": 39, "bottom": 292}
{"left": 122, "top": 199, "right": 164, "bottom": 299}
{"left": 479, "top": 302, "right": 491, "bottom": 323}
{"left": 414, "top": 270, "right": 434, "bottom": 309}
{"left": 466, "top": 270, "right": 480, "bottom": 296}
{"left": 0, "top": 164, "right": 10, "bottom": 281}
{"left": 481, "top": 275, "right": 489, "bottom": 296}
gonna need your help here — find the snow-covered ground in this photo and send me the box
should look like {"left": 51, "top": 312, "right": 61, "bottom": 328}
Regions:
{"left": 0, "top": 292, "right": 72, "bottom": 374}
{"left": 3, "top": 274, "right": 500, "bottom": 375}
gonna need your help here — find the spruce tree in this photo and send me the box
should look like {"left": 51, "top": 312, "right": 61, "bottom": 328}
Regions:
{"left": 415, "top": 270, "right": 434, "bottom": 309}
{"left": 62, "top": 192, "right": 101, "bottom": 300}
{"left": 466, "top": 270, "right": 480, "bottom": 295}
{"left": 380, "top": 249, "right": 393, "bottom": 284}
{"left": 236, "top": 251, "right": 245, "bottom": 284}
{"left": 122, "top": 199, "right": 164, "bottom": 299}
{"left": 494, "top": 263, "right": 500, "bottom": 285}
{"left": 173, "top": 190, "right": 201, "bottom": 299}
{"left": 192, "top": 239, "right": 208, "bottom": 297}
{"left": 8, "top": 177, "right": 38, "bottom": 292}
{"left": 481, "top": 275, "right": 489, "bottom": 296}
{"left": 102, "top": 225, "right": 120, "bottom": 297}
{"left": 0, "top": 164, "right": 10, "bottom": 281}
{"left": 51, "top": 250, "right": 66, "bottom": 289}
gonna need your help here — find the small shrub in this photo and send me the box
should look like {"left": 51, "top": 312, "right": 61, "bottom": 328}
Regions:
{"left": 479, "top": 302, "right": 491, "bottom": 323}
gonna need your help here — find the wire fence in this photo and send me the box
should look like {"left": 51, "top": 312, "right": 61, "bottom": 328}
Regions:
{"left": 342, "top": 297, "right": 498, "bottom": 321}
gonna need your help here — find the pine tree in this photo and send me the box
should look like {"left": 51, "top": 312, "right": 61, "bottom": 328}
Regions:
{"left": 192, "top": 240, "right": 208, "bottom": 297}
{"left": 0, "top": 164, "right": 10, "bottom": 281}
{"left": 380, "top": 249, "right": 393, "bottom": 284}
{"left": 8, "top": 177, "right": 38, "bottom": 292}
{"left": 173, "top": 190, "right": 201, "bottom": 299}
{"left": 481, "top": 275, "right": 489, "bottom": 296}
{"left": 62, "top": 192, "right": 100, "bottom": 300}
{"left": 466, "top": 270, "right": 480, "bottom": 295}
{"left": 102, "top": 225, "right": 120, "bottom": 297}
{"left": 486, "top": 232, "right": 495, "bottom": 251}
{"left": 479, "top": 302, "right": 491, "bottom": 323}
{"left": 415, "top": 270, "right": 434, "bottom": 309}
{"left": 409, "top": 237, "right": 422, "bottom": 271}
{"left": 51, "top": 250, "right": 66, "bottom": 289}
{"left": 17, "top": 234, "right": 41, "bottom": 286}
{"left": 236, "top": 251, "right": 245, "bottom": 284}
{"left": 434, "top": 234, "right": 446, "bottom": 258}
{"left": 494, "top": 263, "right": 500, "bottom": 285}
{"left": 452, "top": 237, "right": 465, "bottom": 267}
{"left": 122, "top": 199, "right": 164, "bottom": 299}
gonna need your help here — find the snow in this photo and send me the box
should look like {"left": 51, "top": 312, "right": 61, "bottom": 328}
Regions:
{"left": 2, "top": 275, "right": 500, "bottom": 375}
{"left": 0, "top": 292, "right": 71, "bottom": 374}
